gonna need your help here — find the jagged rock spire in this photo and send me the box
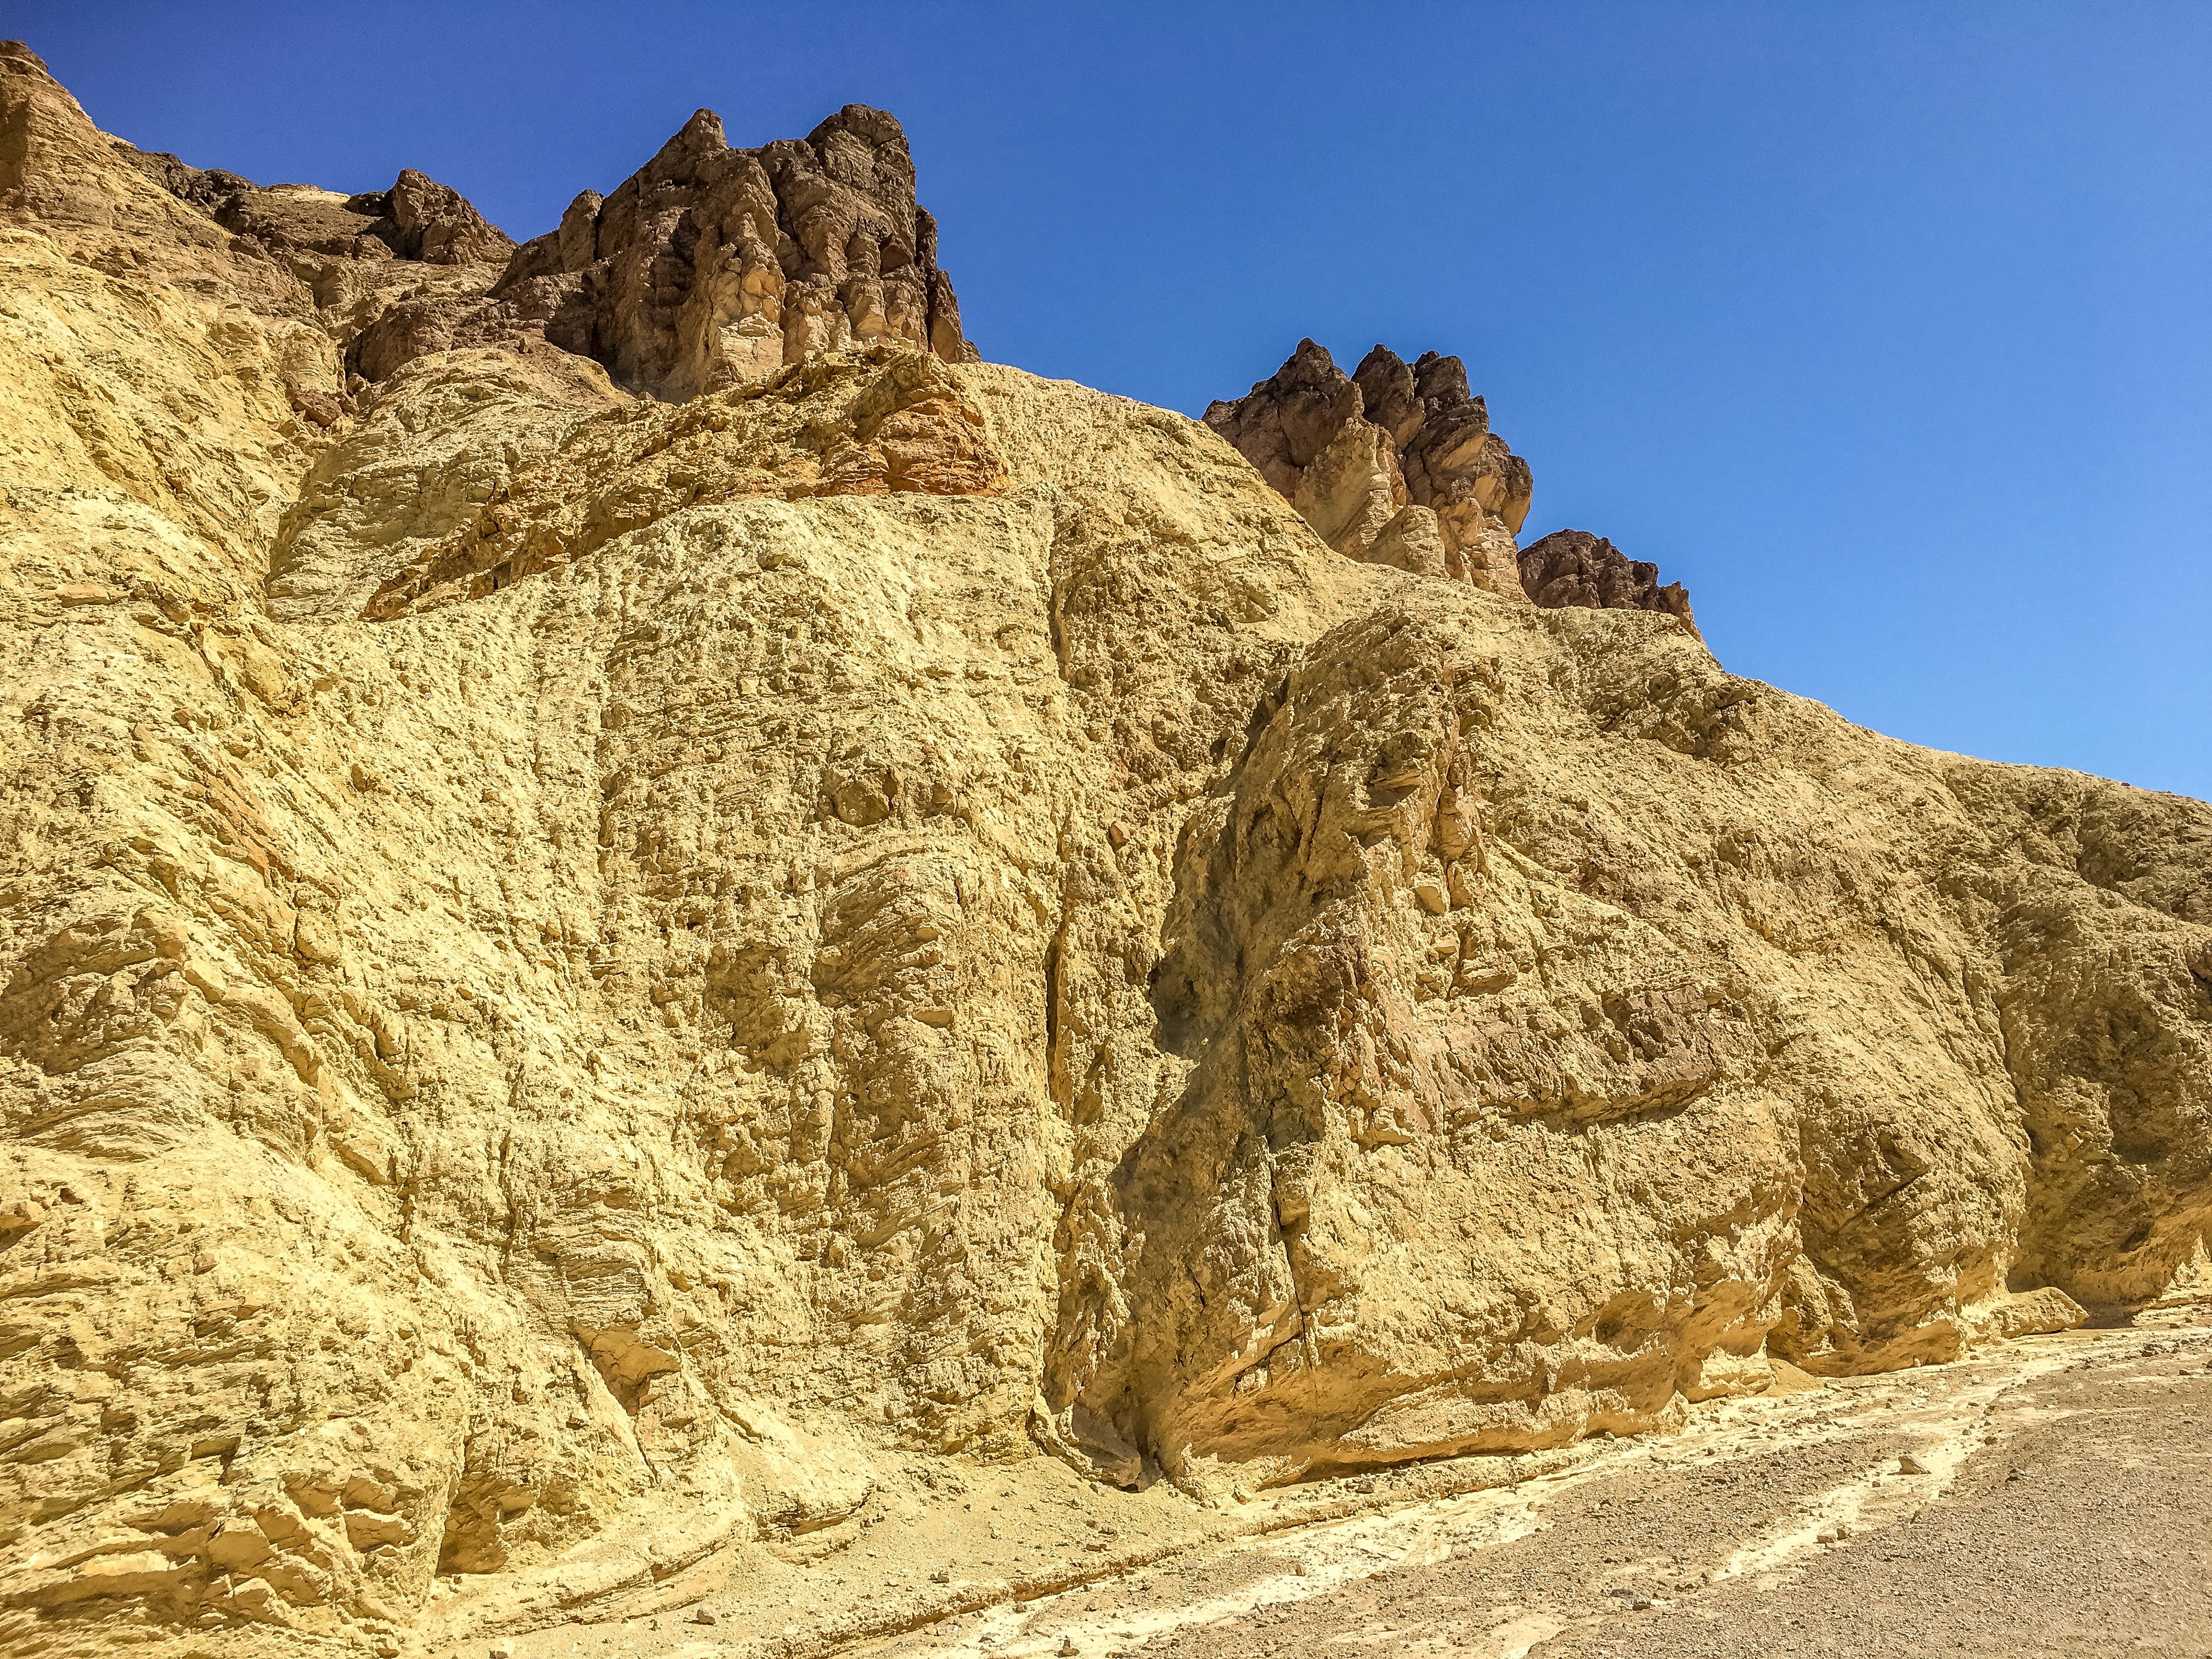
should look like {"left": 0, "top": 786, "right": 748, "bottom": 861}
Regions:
{"left": 354, "top": 102, "right": 975, "bottom": 398}
{"left": 1205, "top": 340, "right": 1532, "bottom": 597}
{"left": 1520, "top": 529, "right": 1697, "bottom": 633}
{"left": 1210, "top": 340, "right": 1695, "bottom": 625}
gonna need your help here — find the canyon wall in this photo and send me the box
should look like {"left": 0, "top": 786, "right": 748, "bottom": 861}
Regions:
{"left": 2, "top": 40, "right": 2209, "bottom": 1658}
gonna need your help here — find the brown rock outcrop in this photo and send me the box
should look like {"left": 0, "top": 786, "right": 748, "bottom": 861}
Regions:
{"left": 1519, "top": 528, "right": 1697, "bottom": 633}
{"left": 0, "top": 41, "right": 252, "bottom": 282}
{"left": 119, "top": 149, "right": 513, "bottom": 273}
{"left": 1205, "top": 340, "right": 1532, "bottom": 596}
{"left": 4, "top": 38, "right": 968, "bottom": 417}
{"left": 3, "top": 42, "right": 2210, "bottom": 1659}
{"left": 354, "top": 103, "right": 975, "bottom": 400}
{"left": 1208, "top": 345, "right": 1702, "bottom": 631}
{"left": 1, "top": 38, "right": 513, "bottom": 436}
{"left": 120, "top": 150, "right": 516, "bottom": 391}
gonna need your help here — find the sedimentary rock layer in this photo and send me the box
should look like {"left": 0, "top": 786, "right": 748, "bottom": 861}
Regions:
{"left": 2, "top": 38, "right": 2208, "bottom": 1659}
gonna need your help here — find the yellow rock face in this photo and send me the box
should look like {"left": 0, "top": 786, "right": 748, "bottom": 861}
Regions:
{"left": 2, "top": 40, "right": 2209, "bottom": 1659}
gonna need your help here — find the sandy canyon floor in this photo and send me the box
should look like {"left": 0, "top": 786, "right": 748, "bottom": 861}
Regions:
{"left": 438, "top": 1307, "right": 2212, "bottom": 1659}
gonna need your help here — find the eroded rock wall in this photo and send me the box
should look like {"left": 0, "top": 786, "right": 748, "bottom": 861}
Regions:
{"left": 1, "top": 41, "right": 2209, "bottom": 1659}
{"left": 355, "top": 103, "right": 974, "bottom": 401}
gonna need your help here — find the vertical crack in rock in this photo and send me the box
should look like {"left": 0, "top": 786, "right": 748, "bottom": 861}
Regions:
{"left": 1045, "top": 920, "right": 1071, "bottom": 1116}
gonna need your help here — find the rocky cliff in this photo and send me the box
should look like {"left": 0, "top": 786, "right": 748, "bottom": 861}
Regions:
{"left": 1205, "top": 342, "right": 1702, "bottom": 630}
{"left": 2, "top": 39, "right": 2209, "bottom": 1659}
{"left": 352, "top": 103, "right": 974, "bottom": 400}
{"left": 1205, "top": 340, "right": 1534, "bottom": 597}
{"left": 1519, "top": 528, "right": 1697, "bottom": 632}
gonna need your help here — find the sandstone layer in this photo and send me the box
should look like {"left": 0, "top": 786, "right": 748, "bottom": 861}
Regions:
{"left": 2, "top": 40, "right": 2209, "bottom": 1659}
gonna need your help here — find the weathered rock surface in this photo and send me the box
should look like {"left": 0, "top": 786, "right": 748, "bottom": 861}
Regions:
{"left": 354, "top": 103, "right": 975, "bottom": 400}
{"left": 1207, "top": 343, "right": 1702, "bottom": 627}
{"left": 120, "top": 148, "right": 514, "bottom": 275}
{"left": 1520, "top": 528, "right": 1697, "bottom": 633}
{"left": 3, "top": 38, "right": 968, "bottom": 421}
{"left": 1205, "top": 340, "right": 1532, "bottom": 596}
{"left": 2, "top": 42, "right": 2210, "bottom": 1659}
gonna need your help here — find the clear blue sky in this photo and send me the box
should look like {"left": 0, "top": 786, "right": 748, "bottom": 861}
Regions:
{"left": 18, "top": 2, "right": 2210, "bottom": 802}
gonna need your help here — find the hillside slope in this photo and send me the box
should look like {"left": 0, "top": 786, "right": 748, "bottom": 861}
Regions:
{"left": 1, "top": 40, "right": 2208, "bottom": 1659}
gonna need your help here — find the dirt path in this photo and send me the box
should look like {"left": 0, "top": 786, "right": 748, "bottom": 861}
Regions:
{"left": 857, "top": 1327, "right": 2212, "bottom": 1659}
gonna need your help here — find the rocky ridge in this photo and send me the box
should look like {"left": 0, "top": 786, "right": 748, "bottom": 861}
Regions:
{"left": 0, "top": 40, "right": 972, "bottom": 426}
{"left": 1204, "top": 338, "right": 1534, "bottom": 597}
{"left": 1205, "top": 341, "right": 1699, "bottom": 630}
{"left": 1520, "top": 528, "right": 1697, "bottom": 632}
{"left": 352, "top": 103, "right": 975, "bottom": 400}
{"left": 0, "top": 38, "right": 510, "bottom": 445}
{"left": 2, "top": 39, "right": 2209, "bottom": 1659}
{"left": 118, "top": 146, "right": 514, "bottom": 276}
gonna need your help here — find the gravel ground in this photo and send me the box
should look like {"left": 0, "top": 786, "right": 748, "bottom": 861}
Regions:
{"left": 868, "top": 1328, "right": 2212, "bottom": 1659}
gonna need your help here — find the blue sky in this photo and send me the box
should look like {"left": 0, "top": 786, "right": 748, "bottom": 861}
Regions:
{"left": 18, "top": 2, "right": 2210, "bottom": 801}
